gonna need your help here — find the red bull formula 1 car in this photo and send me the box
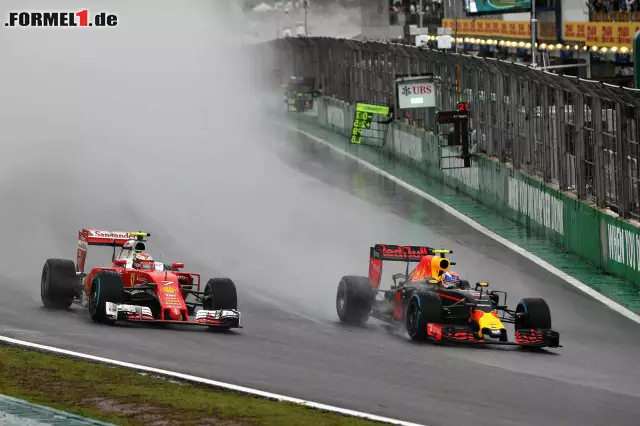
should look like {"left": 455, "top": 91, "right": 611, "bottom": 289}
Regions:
{"left": 40, "top": 229, "right": 241, "bottom": 330}
{"left": 336, "top": 244, "right": 560, "bottom": 348}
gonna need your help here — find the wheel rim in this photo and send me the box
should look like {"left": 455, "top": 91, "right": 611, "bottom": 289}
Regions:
{"left": 41, "top": 265, "right": 49, "bottom": 300}
{"left": 337, "top": 285, "right": 347, "bottom": 314}
{"left": 204, "top": 285, "right": 213, "bottom": 310}
{"left": 89, "top": 282, "right": 97, "bottom": 315}
{"left": 515, "top": 304, "right": 526, "bottom": 329}
{"left": 407, "top": 300, "right": 419, "bottom": 336}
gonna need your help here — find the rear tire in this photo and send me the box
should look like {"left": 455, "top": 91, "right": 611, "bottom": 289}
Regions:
{"left": 406, "top": 291, "right": 443, "bottom": 341}
{"left": 41, "top": 258, "right": 80, "bottom": 309}
{"left": 515, "top": 298, "right": 552, "bottom": 330}
{"left": 88, "top": 270, "right": 124, "bottom": 323}
{"left": 336, "top": 275, "right": 375, "bottom": 326}
{"left": 203, "top": 278, "right": 238, "bottom": 331}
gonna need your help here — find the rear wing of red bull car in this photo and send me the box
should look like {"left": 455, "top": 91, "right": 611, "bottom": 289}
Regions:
{"left": 368, "top": 244, "right": 453, "bottom": 289}
{"left": 77, "top": 229, "right": 149, "bottom": 273}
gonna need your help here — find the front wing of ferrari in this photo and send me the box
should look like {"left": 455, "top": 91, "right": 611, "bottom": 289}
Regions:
{"left": 104, "top": 302, "right": 242, "bottom": 328}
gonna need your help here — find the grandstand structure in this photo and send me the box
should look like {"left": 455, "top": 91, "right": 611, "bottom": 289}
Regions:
{"left": 358, "top": 0, "right": 636, "bottom": 85}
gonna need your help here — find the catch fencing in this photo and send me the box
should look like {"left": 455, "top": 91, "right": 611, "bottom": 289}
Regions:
{"left": 263, "top": 37, "right": 640, "bottom": 221}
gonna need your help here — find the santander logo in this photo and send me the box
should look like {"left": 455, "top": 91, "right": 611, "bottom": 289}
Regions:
{"left": 91, "top": 230, "right": 131, "bottom": 239}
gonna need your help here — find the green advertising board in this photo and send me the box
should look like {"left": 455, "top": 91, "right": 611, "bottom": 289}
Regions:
{"left": 634, "top": 30, "right": 640, "bottom": 89}
{"left": 465, "top": 0, "right": 531, "bottom": 15}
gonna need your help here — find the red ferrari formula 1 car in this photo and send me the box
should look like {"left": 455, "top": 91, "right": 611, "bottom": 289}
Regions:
{"left": 41, "top": 229, "right": 241, "bottom": 330}
{"left": 335, "top": 244, "right": 560, "bottom": 348}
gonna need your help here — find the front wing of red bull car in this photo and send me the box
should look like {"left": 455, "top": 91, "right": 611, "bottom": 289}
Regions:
{"left": 407, "top": 281, "right": 560, "bottom": 349}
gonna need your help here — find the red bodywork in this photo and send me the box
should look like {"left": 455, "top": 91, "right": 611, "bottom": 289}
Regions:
{"left": 78, "top": 229, "right": 202, "bottom": 322}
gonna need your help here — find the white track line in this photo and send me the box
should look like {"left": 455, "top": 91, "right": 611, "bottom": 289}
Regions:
{"left": 278, "top": 121, "right": 640, "bottom": 326}
{"left": 0, "top": 335, "right": 424, "bottom": 426}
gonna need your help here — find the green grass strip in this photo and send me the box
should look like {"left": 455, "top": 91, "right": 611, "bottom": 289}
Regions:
{"left": 0, "top": 345, "right": 388, "bottom": 426}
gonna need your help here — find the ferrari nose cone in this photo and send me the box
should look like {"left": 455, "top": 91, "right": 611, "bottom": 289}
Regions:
{"left": 169, "top": 308, "right": 182, "bottom": 320}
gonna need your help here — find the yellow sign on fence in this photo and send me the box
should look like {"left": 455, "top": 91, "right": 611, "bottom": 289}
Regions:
{"left": 442, "top": 19, "right": 556, "bottom": 41}
{"left": 443, "top": 19, "right": 640, "bottom": 48}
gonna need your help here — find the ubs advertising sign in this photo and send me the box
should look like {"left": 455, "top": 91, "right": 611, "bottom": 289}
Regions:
{"left": 396, "top": 75, "right": 436, "bottom": 109}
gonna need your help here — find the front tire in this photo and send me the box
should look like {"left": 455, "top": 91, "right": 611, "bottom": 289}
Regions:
{"left": 203, "top": 278, "right": 238, "bottom": 330}
{"left": 203, "top": 278, "right": 238, "bottom": 310}
{"left": 336, "top": 275, "right": 375, "bottom": 325}
{"left": 88, "top": 270, "right": 124, "bottom": 323}
{"left": 41, "top": 258, "right": 80, "bottom": 309}
{"left": 515, "top": 298, "right": 552, "bottom": 330}
{"left": 406, "top": 292, "right": 443, "bottom": 341}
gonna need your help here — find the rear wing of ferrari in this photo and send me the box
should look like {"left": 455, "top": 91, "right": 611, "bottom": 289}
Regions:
{"left": 368, "top": 244, "right": 452, "bottom": 289}
{"left": 77, "top": 229, "right": 150, "bottom": 273}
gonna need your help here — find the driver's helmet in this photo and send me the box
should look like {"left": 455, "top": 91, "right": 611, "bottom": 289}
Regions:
{"left": 440, "top": 271, "right": 459, "bottom": 289}
{"left": 443, "top": 272, "right": 456, "bottom": 282}
{"left": 132, "top": 252, "right": 154, "bottom": 270}
{"left": 123, "top": 239, "right": 146, "bottom": 254}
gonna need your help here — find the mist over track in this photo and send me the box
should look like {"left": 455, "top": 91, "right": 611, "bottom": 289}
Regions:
{"left": 1, "top": 2, "right": 640, "bottom": 425}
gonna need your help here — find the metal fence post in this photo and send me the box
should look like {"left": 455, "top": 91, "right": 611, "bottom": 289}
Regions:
{"left": 575, "top": 92, "right": 587, "bottom": 199}
{"left": 592, "top": 96, "right": 607, "bottom": 208}
{"left": 615, "top": 101, "right": 630, "bottom": 218}
{"left": 556, "top": 86, "right": 567, "bottom": 190}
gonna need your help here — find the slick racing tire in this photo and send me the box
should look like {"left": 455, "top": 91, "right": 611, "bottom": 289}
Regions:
{"left": 336, "top": 275, "right": 375, "bottom": 326}
{"left": 203, "top": 278, "right": 238, "bottom": 310}
{"left": 406, "top": 291, "right": 443, "bottom": 341}
{"left": 203, "top": 278, "right": 238, "bottom": 331}
{"left": 88, "top": 270, "right": 124, "bottom": 323}
{"left": 515, "top": 297, "right": 552, "bottom": 330}
{"left": 41, "top": 258, "right": 80, "bottom": 309}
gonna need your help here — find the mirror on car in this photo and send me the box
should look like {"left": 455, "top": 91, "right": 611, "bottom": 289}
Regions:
{"left": 114, "top": 259, "right": 127, "bottom": 266}
{"left": 172, "top": 262, "right": 184, "bottom": 270}
{"left": 475, "top": 281, "right": 489, "bottom": 291}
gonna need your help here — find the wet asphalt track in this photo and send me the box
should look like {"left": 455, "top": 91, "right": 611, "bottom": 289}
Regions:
{"left": 1, "top": 123, "right": 640, "bottom": 426}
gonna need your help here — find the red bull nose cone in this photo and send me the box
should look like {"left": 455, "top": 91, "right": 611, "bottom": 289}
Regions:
{"left": 472, "top": 309, "right": 506, "bottom": 339}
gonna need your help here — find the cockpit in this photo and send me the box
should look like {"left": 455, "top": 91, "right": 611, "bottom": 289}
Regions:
{"left": 133, "top": 260, "right": 156, "bottom": 270}
{"left": 115, "top": 240, "right": 156, "bottom": 270}
{"left": 116, "top": 240, "right": 146, "bottom": 261}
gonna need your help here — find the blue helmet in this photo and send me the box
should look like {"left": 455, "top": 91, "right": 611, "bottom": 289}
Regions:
{"left": 443, "top": 272, "right": 456, "bottom": 281}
